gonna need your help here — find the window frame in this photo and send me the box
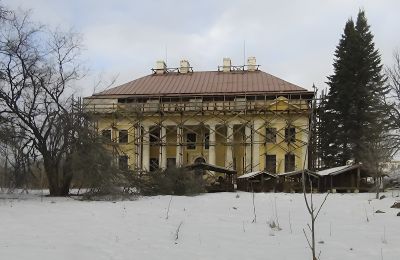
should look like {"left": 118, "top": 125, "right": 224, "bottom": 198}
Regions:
{"left": 101, "top": 129, "right": 112, "bottom": 142}
{"left": 118, "top": 130, "right": 128, "bottom": 144}
{"left": 186, "top": 132, "right": 197, "bottom": 150}
{"left": 284, "top": 153, "right": 295, "bottom": 172}
{"left": 266, "top": 128, "right": 277, "bottom": 143}
{"left": 265, "top": 154, "right": 277, "bottom": 174}
{"left": 284, "top": 127, "right": 296, "bottom": 143}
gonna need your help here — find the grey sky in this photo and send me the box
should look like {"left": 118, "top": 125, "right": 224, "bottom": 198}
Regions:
{"left": 3, "top": 0, "right": 400, "bottom": 96}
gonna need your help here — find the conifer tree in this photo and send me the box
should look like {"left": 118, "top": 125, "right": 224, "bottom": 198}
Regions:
{"left": 320, "top": 10, "right": 389, "bottom": 168}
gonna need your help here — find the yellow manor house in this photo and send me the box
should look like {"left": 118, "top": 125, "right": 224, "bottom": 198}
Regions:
{"left": 84, "top": 57, "right": 314, "bottom": 176}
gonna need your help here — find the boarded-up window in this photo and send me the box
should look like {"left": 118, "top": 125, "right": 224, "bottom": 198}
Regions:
{"left": 102, "top": 129, "right": 111, "bottom": 141}
{"left": 285, "top": 127, "right": 296, "bottom": 143}
{"left": 150, "top": 158, "right": 159, "bottom": 172}
{"left": 285, "top": 153, "right": 295, "bottom": 172}
{"left": 119, "top": 155, "right": 128, "bottom": 170}
{"left": 187, "top": 133, "right": 196, "bottom": 150}
{"left": 265, "top": 154, "right": 276, "bottom": 173}
{"left": 119, "top": 130, "right": 128, "bottom": 143}
{"left": 266, "top": 128, "right": 277, "bottom": 143}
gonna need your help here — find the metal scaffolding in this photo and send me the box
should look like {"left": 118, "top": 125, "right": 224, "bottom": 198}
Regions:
{"left": 85, "top": 92, "right": 313, "bottom": 174}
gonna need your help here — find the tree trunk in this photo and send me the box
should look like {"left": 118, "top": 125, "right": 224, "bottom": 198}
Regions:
{"left": 43, "top": 157, "right": 71, "bottom": 196}
{"left": 375, "top": 177, "right": 380, "bottom": 199}
{"left": 312, "top": 217, "right": 316, "bottom": 260}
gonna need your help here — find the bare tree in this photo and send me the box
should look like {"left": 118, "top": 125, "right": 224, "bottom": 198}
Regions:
{"left": 302, "top": 89, "right": 329, "bottom": 260}
{"left": 386, "top": 50, "right": 400, "bottom": 155}
{"left": 0, "top": 125, "right": 37, "bottom": 191}
{"left": 0, "top": 7, "right": 84, "bottom": 195}
{"left": 359, "top": 140, "right": 393, "bottom": 199}
{"left": 302, "top": 174, "right": 329, "bottom": 260}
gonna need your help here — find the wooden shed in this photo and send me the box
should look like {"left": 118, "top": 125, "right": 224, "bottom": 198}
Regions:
{"left": 277, "top": 169, "right": 320, "bottom": 192}
{"left": 317, "top": 164, "right": 373, "bottom": 193}
{"left": 237, "top": 171, "right": 278, "bottom": 192}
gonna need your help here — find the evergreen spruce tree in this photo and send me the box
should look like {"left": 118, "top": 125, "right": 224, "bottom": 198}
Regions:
{"left": 320, "top": 10, "right": 389, "bottom": 168}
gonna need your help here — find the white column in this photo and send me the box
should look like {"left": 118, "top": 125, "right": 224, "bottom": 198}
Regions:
{"left": 159, "top": 125, "right": 167, "bottom": 169}
{"left": 142, "top": 124, "right": 150, "bottom": 172}
{"left": 245, "top": 124, "right": 252, "bottom": 172}
{"left": 176, "top": 125, "right": 183, "bottom": 167}
{"left": 252, "top": 121, "right": 262, "bottom": 171}
{"left": 225, "top": 124, "right": 234, "bottom": 169}
{"left": 208, "top": 124, "right": 216, "bottom": 165}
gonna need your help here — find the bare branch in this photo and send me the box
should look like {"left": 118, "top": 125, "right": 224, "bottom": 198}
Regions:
{"left": 303, "top": 228, "right": 312, "bottom": 250}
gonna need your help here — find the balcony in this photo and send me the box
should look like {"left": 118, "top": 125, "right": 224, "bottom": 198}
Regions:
{"left": 83, "top": 98, "right": 310, "bottom": 114}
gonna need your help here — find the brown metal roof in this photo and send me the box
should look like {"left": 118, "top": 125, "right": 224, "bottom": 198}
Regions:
{"left": 92, "top": 70, "right": 310, "bottom": 98}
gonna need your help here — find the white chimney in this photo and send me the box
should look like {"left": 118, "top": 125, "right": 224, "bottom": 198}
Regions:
{"left": 247, "top": 56, "right": 257, "bottom": 71}
{"left": 223, "top": 58, "right": 231, "bottom": 72}
{"left": 155, "top": 60, "right": 167, "bottom": 74}
{"left": 180, "top": 60, "right": 190, "bottom": 74}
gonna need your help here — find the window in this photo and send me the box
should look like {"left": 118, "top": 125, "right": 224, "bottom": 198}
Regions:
{"left": 285, "top": 153, "right": 295, "bottom": 172}
{"left": 204, "top": 133, "right": 210, "bottom": 149}
{"left": 150, "top": 158, "right": 159, "bottom": 172}
{"left": 285, "top": 127, "right": 296, "bottom": 143}
{"left": 187, "top": 133, "right": 196, "bottom": 149}
{"left": 266, "top": 128, "right": 277, "bottom": 143}
{"left": 149, "top": 127, "right": 160, "bottom": 146}
{"left": 119, "top": 155, "right": 128, "bottom": 170}
{"left": 119, "top": 130, "right": 128, "bottom": 143}
{"left": 167, "top": 158, "right": 176, "bottom": 168}
{"left": 265, "top": 155, "right": 276, "bottom": 173}
{"left": 101, "top": 129, "right": 111, "bottom": 141}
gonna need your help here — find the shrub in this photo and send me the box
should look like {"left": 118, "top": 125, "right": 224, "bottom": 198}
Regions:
{"left": 141, "top": 167, "right": 205, "bottom": 196}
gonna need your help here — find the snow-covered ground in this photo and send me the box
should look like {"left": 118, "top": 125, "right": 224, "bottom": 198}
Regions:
{"left": 0, "top": 191, "right": 399, "bottom": 260}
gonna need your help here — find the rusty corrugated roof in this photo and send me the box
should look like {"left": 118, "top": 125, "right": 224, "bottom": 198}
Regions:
{"left": 92, "top": 70, "right": 310, "bottom": 97}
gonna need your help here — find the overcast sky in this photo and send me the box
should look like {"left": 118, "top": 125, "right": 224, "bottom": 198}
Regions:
{"left": 3, "top": 0, "right": 400, "bottom": 96}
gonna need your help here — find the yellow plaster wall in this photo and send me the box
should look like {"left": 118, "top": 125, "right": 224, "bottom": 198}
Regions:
{"left": 93, "top": 98, "right": 310, "bottom": 174}
{"left": 257, "top": 115, "right": 309, "bottom": 173}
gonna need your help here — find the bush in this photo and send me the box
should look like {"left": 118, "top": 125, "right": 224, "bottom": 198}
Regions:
{"left": 141, "top": 167, "right": 205, "bottom": 196}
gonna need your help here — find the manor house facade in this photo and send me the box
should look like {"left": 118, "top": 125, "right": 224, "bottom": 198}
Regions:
{"left": 84, "top": 57, "right": 313, "bottom": 175}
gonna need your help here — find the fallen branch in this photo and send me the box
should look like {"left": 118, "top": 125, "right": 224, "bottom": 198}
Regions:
{"left": 166, "top": 195, "right": 173, "bottom": 220}
{"left": 251, "top": 182, "right": 257, "bottom": 223}
{"left": 175, "top": 221, "right": 183, "bottom": 241}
